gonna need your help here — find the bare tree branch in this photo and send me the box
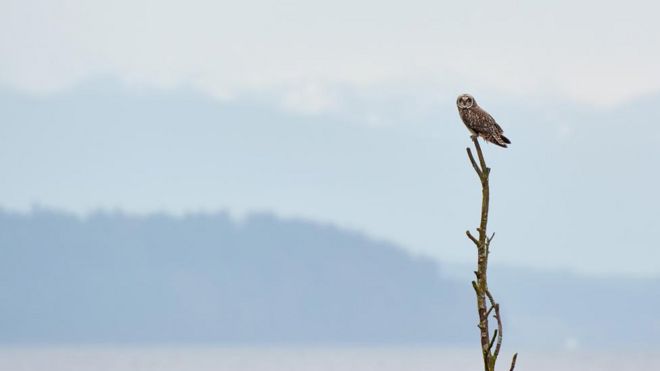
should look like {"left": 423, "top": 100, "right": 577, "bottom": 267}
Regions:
{"left": 485, "top": 288, "right": 503, "bottom": 362}
{"left": 509, "top": 353, "right": 518, "bottom": 371}
{"left": 486, "top": 304, "right": 495, "bottom": 318}
{"left": 488, "top": 329, "right": 498, "bottom": 353}
{"left": 466, "top": 147, "right": 483, "bottom": 178}
{"left": 471, "top": 136, "right": 489, "bottom": 177}
{"left": 487, "top": 232, "right": 496, "bottom": 244}
{"left": 464, "top": 136, "right": 517, "bottom": 371}
{"left": 466, "top": 230, "right": 479, "bottom": 245}
{"left": 471, "top": 280, "right": 480, "bottom": 295}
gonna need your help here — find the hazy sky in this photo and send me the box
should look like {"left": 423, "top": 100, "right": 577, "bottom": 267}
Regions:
{"left": 2, "top": 0, "right": 660, "bottom": 109}
{"left": 1, "top": 1, "right": 660, "bottom": 277}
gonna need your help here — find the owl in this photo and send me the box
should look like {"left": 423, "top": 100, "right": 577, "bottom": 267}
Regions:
{"left": 456, "top": 94, "right": 511, "bottom": 148}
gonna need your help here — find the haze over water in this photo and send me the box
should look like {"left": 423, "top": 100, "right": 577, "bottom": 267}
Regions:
{"left": 2, "top": 347, "right": 659, "bottom": 371}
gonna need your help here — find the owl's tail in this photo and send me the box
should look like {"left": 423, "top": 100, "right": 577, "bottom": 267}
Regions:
{"left": 493, "top": 134, "right": 511, "bottom": 148}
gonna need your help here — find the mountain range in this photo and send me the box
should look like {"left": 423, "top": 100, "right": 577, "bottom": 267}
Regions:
{"left": 0, "top": 208, "right": 657, "bottom": 349}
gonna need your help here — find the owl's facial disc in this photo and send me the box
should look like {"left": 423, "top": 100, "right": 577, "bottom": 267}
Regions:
{"left": 457, "top": 94, "right": 474, "bottom": 108}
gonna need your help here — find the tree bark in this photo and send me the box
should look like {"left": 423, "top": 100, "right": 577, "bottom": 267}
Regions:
{"left": 465, "top": 136, "right": 517, "bottom": 371}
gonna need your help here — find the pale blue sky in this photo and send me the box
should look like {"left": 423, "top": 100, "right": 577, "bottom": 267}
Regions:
{"left": 2, "top": 0, "right": 660, "bottom": 108}
{"left": 1, "top": 1, "right": 659, "bottom": 276}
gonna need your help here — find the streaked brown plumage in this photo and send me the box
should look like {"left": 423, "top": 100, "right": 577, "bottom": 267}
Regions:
{"left": 456, "top": 94, "right": 511, "bottom": 148}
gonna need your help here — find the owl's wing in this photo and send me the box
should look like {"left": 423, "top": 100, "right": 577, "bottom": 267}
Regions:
{"left": 474, "top": 106, "right": 504, "bottom": 134}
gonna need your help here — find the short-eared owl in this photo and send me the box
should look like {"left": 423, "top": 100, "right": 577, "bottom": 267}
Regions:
{"left": 456, "top": 94, "right": 511, "bottom": 148}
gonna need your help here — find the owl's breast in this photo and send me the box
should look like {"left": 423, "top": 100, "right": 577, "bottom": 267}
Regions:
{"left": 458, "top": 108, "right": 471, "bottom": 123}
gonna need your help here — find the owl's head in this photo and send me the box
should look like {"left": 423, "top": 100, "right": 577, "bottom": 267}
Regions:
{"left": 456, "top": 94, "right": 476, "bottom": 109}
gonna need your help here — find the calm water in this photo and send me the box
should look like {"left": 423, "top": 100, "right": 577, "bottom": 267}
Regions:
{"left": 0, "top": 347, "right": 658, "bottom": 371}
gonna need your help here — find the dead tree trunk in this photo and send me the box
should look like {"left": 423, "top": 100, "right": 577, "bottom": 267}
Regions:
{"left": 465, "top": 136, "right": 518, "bottom": 371}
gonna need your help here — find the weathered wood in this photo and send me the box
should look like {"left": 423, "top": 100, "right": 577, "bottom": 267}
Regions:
{"left": 464, "top": 136, "right": 517, "bottom": 371}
